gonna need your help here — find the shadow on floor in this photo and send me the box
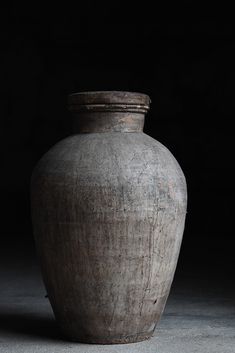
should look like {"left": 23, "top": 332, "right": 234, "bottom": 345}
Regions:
{"left": 0, "top": 306, "right": 62, "bottom": 342}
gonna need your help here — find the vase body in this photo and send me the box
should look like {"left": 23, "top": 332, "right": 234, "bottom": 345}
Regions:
{"left": 31, "top": 91, "right": 187, "bottom": 344}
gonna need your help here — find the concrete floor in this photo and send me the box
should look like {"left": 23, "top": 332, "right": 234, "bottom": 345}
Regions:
{"left": 0, "top": 257, "right": 235, "bottom": 352}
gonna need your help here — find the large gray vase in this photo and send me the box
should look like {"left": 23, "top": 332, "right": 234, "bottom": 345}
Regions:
{"left": 31, "top": 91, "right": 187, "bottom": 344}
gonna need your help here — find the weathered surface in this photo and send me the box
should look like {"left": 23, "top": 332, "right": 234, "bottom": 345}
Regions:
{"left": 68, "top": 90, "right": 151, "bottom": 109}
{"left": 31, "top": 91, "right": 187, "bottom": 344}
{"left": 72, "top": 112, "right": 145, "bottom": 133}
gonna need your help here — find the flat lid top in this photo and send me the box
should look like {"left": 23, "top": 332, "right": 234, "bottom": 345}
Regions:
{"left": 68, "top": 91, "right": 151, "bottom": 107}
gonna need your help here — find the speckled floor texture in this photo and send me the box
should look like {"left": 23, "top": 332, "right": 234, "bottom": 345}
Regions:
{"left": 0, "top": 249, "right": 234, "bottom": 353}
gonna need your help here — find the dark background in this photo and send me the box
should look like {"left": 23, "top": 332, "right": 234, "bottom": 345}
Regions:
{"left": 0, "top": 4, "right": 234, "bottom": 281}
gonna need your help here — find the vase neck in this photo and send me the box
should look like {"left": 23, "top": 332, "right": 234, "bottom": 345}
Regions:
{"left": 72, "top": 112, "right": 145, "bottom": 133}
{"left": 68, "top": 91, "right": 150, "bottom": 133}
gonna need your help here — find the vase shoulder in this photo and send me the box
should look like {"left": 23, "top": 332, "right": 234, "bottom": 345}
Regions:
{"left": 32, "top": 131, "right": 187, "bottom": 213}
{"left": 34, "top": 132, "right": 184, "bottom": 181}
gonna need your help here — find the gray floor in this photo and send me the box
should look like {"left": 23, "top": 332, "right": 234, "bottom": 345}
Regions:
{"left": 0, "top": 255, "right": 234, "bottom": 352}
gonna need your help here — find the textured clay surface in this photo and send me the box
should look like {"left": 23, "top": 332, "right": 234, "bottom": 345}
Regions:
{"left": 31, "top": 92, "right": 187, "bottom": 344}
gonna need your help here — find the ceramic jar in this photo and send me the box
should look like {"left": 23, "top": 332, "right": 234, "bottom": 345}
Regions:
{"left": 31, "top": 91, "right": 187, "bottom": 344}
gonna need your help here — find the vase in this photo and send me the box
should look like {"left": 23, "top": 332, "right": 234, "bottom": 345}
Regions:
{"left": 31, "top": 91, "right": 187, "bottom": 344}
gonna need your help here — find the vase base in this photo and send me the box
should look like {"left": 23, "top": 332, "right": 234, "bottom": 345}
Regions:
{"left": 62, "top": 330, "right": 154, "bottom": 345}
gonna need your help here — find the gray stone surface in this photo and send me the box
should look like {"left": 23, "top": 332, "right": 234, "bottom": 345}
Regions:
{"left": 1, "top": 258, "right": 234, "bottom": 353}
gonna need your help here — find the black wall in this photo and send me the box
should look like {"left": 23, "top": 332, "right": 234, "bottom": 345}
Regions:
{"left": 1, "top": 4, "right": 234, "bottom": 278}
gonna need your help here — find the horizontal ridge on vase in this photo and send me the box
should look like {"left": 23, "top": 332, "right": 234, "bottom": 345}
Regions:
{"left": 31, "top": 91, "right": 187, "bottom": 344}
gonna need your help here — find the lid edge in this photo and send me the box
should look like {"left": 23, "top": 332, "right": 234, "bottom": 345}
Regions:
{"left": 68, "top": 91, "right": 151, "bottom": 107}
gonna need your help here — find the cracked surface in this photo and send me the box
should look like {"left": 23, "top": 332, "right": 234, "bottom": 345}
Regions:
{"left": 0, "top": 256, "right": 234, "bottom": 352}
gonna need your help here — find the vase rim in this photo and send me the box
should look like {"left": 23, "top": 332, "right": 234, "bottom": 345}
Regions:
{"left": 68, "top": 91, "right": 151, "bottom": 113}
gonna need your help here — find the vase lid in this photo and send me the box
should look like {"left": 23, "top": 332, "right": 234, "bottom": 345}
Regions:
{"left": 68, "top": 91, "right": 151, "bottom": 113}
